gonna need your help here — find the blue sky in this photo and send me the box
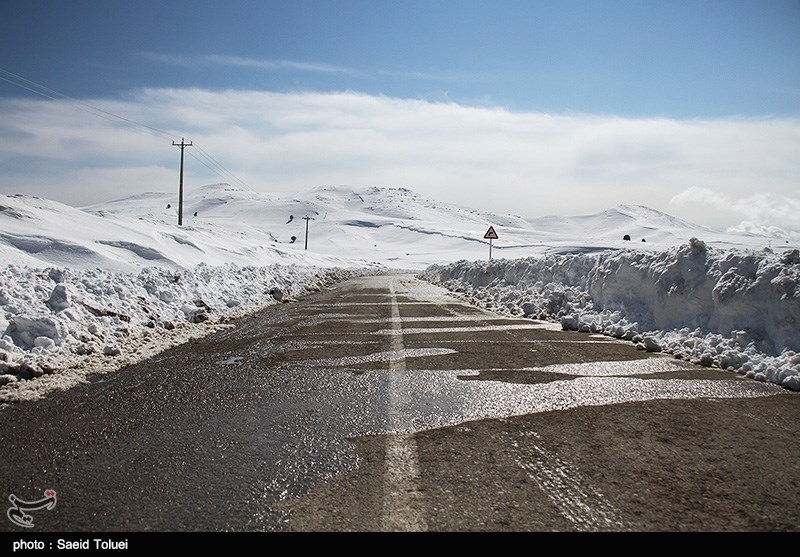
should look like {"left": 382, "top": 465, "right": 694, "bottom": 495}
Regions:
{"left": 3, "top": 0, "right": 798, "bottom": 116}
{"left": 1, "top": 0, "right": 799, "bottom": 233}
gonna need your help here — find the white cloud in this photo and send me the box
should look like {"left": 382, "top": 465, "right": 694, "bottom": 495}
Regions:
{"left": 670, "top": 186, "right": 800, "bottom": 236}
{"left": 1, "top": 89, "right": 798, "bottom": 232}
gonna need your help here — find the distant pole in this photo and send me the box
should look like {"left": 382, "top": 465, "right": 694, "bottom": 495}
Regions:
{"left": 302, "top": 216, "right": 314, "bottom": 250}
{"left": 489, "top": 238, "right": 493, "bottom": 261}
{"left": 172, "top": 137, "right": 192, "bottom": 226}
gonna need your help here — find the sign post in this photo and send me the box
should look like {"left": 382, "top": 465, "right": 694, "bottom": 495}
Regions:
{"left": 484, "top": 226, "right": 498, "bottom": 260}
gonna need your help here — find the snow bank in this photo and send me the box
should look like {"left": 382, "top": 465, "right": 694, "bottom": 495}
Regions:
{"left": 420, "top": 239, "right": 800, "bottom": 391}
{"left": 0, "top": 263, "right": 372, "bottom": 404}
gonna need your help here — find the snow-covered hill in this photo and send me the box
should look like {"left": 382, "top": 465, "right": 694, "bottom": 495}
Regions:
{"left": 1, "top": 183, "right": 776, "bottom": 274}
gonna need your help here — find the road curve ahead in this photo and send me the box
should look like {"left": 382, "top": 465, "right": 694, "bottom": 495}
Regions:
{"left": 0, "top": 273, "right": 797, "bottom": 533}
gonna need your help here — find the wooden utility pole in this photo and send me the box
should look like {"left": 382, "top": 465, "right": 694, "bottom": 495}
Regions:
{"left": 172, "top": 138, "right": 192, "bottom": 225}
{"left": 302, "top": 216, "right": 314, "bottom": 250}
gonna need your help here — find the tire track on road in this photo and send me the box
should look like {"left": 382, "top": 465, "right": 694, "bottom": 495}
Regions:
{"left": 507, "top": 430, "right": 631, "bottom": 531}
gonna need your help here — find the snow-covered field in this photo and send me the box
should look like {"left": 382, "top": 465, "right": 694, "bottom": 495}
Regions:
{"left": 1, "top": 183, "right": 798, "bottom": 405}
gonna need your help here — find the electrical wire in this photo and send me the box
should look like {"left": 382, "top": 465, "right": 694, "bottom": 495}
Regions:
{"left": 0, "top": 66, "right": 259, "bottom": 194}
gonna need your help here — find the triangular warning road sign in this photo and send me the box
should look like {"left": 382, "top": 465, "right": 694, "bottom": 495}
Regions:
{"left": 484, "top": 226, "right": 498, "bottom": 240}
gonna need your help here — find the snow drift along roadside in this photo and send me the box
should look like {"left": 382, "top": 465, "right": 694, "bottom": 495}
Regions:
{"left": 420, "top": 239, "right": 800, "bottom": 391}
{"left": 0, "top": 263, "right": 373, "bottom": 404}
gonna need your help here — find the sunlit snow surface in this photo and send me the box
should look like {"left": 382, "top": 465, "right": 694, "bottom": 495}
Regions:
{"left": 1, "top": 184, "right": 799, "bottom": 405}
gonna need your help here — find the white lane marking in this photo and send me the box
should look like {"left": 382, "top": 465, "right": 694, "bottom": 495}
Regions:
{"left": 381, "top": 279, "right": 428, "bottom": 532}
{"left": 290, "top": 348, "right": 456, "bottom": 368}
{"left": 507, "top": 431, "right": 629, "bottom": 532}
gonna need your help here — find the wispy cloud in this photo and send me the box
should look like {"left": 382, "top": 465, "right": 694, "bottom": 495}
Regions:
{"left": 139, "top": 52, "right": 472, "bottom": 83}
{"left": 204, "top": 55, "right": 361, "bottom": 75}
{"left": 1, "top": 89, "right": 798, "bottom": 235}
{"left": 140, "top": 51, "right": 361, "bottom": 75}
{"left": 137, "top": 52, "right": 196, "bottom": 67}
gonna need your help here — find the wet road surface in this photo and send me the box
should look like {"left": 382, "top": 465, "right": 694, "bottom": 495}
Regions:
{"left": 1, "top": 273, "right": 797, "bottom": 532}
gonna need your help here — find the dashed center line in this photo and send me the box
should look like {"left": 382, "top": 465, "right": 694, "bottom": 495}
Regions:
{"left": 381, "top": 279, "right": 428, "bottom": 532}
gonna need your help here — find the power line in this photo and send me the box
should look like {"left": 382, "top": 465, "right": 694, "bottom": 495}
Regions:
{"left": 0, "top": 66, "right": 258, "bottom": 194}
{"left": 190, "top": 143, "right": 252, "bottom": 191}
{"left": 0, "top": 67, "right": 175, "bottom": 140}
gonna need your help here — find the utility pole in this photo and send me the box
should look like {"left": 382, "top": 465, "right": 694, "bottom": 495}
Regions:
{"left": 172, "top": 138, "right": 192, "bottom": 226}
{"left": 302, "top": 216, "right": 314, "bottom": 250}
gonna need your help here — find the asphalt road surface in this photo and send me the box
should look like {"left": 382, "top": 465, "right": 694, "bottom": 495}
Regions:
{"left": 1, "top": 273, "right": 797, "bottom": 533}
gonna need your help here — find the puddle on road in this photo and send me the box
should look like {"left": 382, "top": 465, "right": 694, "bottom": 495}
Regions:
{"left": 507, "top": 358, "right": 702, "bottom": 376}
{"left": 380, "top": 372, "right": 783, "bottom": 435}
{"left": 376, "top": 324, "right": 559, "bottom": 335}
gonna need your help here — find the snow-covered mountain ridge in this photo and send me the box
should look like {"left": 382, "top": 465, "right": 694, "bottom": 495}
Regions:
{"left": 1, "top": 183, "right": 778, "bottom": 274}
